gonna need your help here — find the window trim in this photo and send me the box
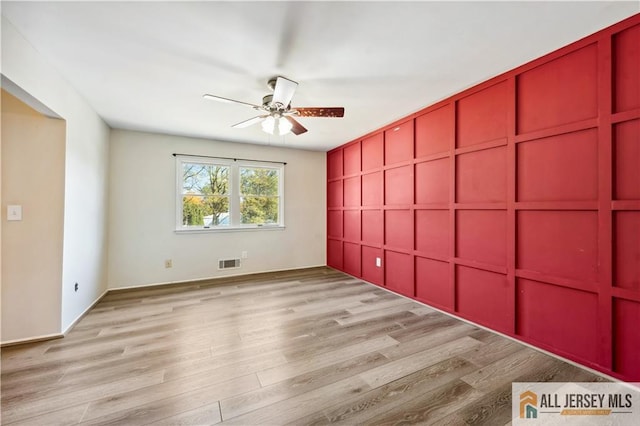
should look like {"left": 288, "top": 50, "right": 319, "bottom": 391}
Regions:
{"left": 175, "top": 155, "right": 285, "bottom": 232}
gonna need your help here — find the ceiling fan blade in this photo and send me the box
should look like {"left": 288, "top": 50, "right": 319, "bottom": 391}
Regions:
{"left": 284, "top": 116, "right": 308, "bottom": 135}
{"left": 203, "top": 94, "right": 261, "bottom": 109}
{"left": 294, "top": 107, "right": 345, "bottom": 118}
{"left": 272, "top": 77, "right": 298, "bottom": 108}
{"left": 232, "top": 115, "right": 267, "bottom": 128}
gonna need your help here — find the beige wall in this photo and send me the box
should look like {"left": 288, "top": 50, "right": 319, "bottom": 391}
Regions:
{"left": 2, "top": 17, "right": 111, "bottom": 339}
{"left": 108, "top": 129, "right": 326, "bottom": 288}
{"left": 1, "top": 90, "right": 65, "bottom": 342}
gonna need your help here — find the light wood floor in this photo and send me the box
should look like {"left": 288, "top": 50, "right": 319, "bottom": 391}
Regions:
{"left": 1, "top": 267, "right": 607, "bottom": 425}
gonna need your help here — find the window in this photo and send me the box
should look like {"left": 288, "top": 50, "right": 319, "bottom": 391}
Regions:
{"left": 176, "top": 155, "right": 284, "bottom": 231}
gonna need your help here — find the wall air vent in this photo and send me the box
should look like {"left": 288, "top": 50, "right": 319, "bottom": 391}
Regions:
{"left": 218, "top": 258, "right": 241, "bottom": 270}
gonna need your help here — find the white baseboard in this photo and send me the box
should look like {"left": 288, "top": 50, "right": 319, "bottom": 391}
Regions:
{"left": 1, "top": 333, "right": 64, "bottom": 347}
{"left": 107, "top": 264, "right": 327, "bottom": 292}
{"left": 62, "top": 289, "right": 109, "bottom": 335}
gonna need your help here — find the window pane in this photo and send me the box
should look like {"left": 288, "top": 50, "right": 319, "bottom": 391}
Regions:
{"left": 183, "top": 163, "right": 229, "bottom": 195}
{"left": 183, "top": 195, "right": 230, "bottom": 226}
{"left": 240, "top": 196, "right": 279, "bottom": 224}
{"left": 240, "top": 167, "right": 279, "bottom": 196}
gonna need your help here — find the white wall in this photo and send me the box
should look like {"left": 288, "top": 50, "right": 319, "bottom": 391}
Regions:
{"left": 108, "top": 129, "right": 326, "bottom": 288}
{"left": 1, "top": 17, "right": 110, "bottom": 339}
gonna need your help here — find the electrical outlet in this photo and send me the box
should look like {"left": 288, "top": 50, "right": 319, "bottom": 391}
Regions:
{"left": 376, "top": 257, "right": 381, "bottom": 267}
{"left": 241, "top": 251, "right": 248, "bottom": 259}
{"left": 165, "top": 259, "right": 172, "bottom": 268}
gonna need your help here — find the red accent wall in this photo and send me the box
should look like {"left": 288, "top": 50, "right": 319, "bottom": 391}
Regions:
{"left": 326, "top": 14, "right": 640, "bottom": 381}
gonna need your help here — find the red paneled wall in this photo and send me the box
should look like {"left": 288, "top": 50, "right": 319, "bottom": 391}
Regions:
{"left": 326, "top": 14, "right": 640, "bottom": 381}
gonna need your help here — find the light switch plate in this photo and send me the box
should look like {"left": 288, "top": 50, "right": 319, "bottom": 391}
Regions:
{"left": 376, "top": 257, "right": 381, "bottom": 267}
{"left": 7, "top": 205, "right": 22, "bottom": 221}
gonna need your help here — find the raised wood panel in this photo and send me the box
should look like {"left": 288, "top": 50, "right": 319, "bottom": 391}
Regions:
{"left": 362, "top": 172, "right": 382, "bottom": 206}
{"left": 343, "top": 143, "right": 361, "bottom": 176}
{"left": 384, "top": 120, "right": 414, "bottom": 165}
{"left": 517, "top": 129, "right": 598, "bottom": 202}
{"left": 517, "top": 211, "right": 598, "bottom": 282}
{"left": 362, "top": 133, "right": 384, "bottom": 172}
{"left": 517, "top": 279, "right": 598, "bottom": 363}
{"left": 327, "top": 239, "right": 343, "bottom": 269}
{"left": 361, "top": 210, "right": 383, "bottom": 246}
{"left": 361, "top": 245, "right": 383, "bottom": 285}
{"left": 613, "top": 298, "right": 640, "bottom": 380}
{"left": 385, "top": 210, "right": 413, "bottom": 251}
{"left": 456, "top": 146, "right": 507, "bottom": 203}
{"left": 614, "top": 212, "right": 640, "bottom": 291}
{"left": 457, "top": 81, "right": 508, "bottom": 147}
{"left": 415, "top": 210, "right": 449, "bottom": 258}
{"left": 416, "top": 257, "right": 452, "bottom": 309}
{"left": 327, "top": 180, "right": 343, "bottom": 208}
{"left": 415, "top": 104, "right": 453, "bottom": 157}
{"left": 343, "top": 242, "right": 361, "bottom": 277}
{"left": 327, "top": 210, "right": 342, "bottom": 238}
{"left": 415, "top": 158, "right": 449, "bottom": 204}
{"left": 517, "top": 44, "right": 598, "bottom": 134}
{"left": 384, "top": 166, "right": 413, "bottom": 205}
{"left": 613, "top": 119, "right": 640, "bottom": 200}
{"left": 343, "top": 210, "right": 361, "bottom": 242}
{"left": 613, "top": 24, "right": 640, "bottom": 113}
{"left": 343, "top": 176, "right": 361, "bottom": 207}
{"left": 385, "top": 250, "right": 413, "bottom": 297}
{"left": 456, "top": 210, "right": 507, "bottom": 267}
{"left": 456, "top": 266, "right": 510, "bottom": 333}
{"left": 328, "top": 150, "right": 343, "bottom": 179}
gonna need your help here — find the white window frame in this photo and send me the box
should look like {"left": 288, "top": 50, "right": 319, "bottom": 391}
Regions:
{"left": 175, "top": 155, "right": 285, "bottom": 232}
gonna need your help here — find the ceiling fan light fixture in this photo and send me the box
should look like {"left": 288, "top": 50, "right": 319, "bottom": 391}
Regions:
{"left": 261, "top": 115, "right": 276, "bottom": 134}
{"left": 278, "top": 117, "right": 293, "bottom": 135}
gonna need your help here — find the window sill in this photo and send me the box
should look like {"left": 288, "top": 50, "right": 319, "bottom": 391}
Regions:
{"left": 175, "top": 225, "right": 285, "bottom": 234}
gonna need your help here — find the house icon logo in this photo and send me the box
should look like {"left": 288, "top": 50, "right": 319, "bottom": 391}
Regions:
{"left": 520, "top": 390, "right": 538, "bottom": 419}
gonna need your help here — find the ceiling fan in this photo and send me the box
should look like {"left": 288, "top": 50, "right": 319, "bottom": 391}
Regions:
{"left": 203, "top": 76, "right": 344, "bottom": 136}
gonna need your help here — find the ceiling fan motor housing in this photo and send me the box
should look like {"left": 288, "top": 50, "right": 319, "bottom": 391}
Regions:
{"left": 266, "top": 77, "right": 278, "bottom": 91}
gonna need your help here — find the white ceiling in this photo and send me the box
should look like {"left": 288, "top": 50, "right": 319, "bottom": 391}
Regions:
{"left": 2, "top": 1, "right": 638, "bottom": 151}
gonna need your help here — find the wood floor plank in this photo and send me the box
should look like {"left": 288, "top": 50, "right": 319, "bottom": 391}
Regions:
{"left": 4, "top": 403, "right": 89, "bottom": 426}
{"left": 79, "top": 373, "right": 258, "bottom": 424}
{"left": 335, "top": 301, "right": 419, "bottom": 325}
{"left": 220, "top": 351, "right": 389, "bottom": 420}
{"left": 1, "top": 267, "right": 608, "bottom": 426}
{"left": 439, "top": 382, "right": 514, "bottom": 426}
{"left": 362, "top": 379, "right": 485, "bottom": 425}
{"left": 257, "top": 335, "right": 398, "bottom": 386}
{"left": 381, "top": 322, "right": 480, "bottom": 360}
{"left": 221, "top": 374, "right": 372, "bottom": 425}
{"left": 360, "top": 336, "right": 483, "bottom": 389}
{"left": 295, "top": 356, "right": 481, "bottom": 425}
{"left": 460, "top": 348, "right": 558, "bottom": 392}
{"left": 151, "top": 402, "right": 222, "bottom": 426}
{"left": 458, "top": 332, "right": 525, "bottom": 367}
{"left": 2, "top": 370, "right": 165, "bottom": 424}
